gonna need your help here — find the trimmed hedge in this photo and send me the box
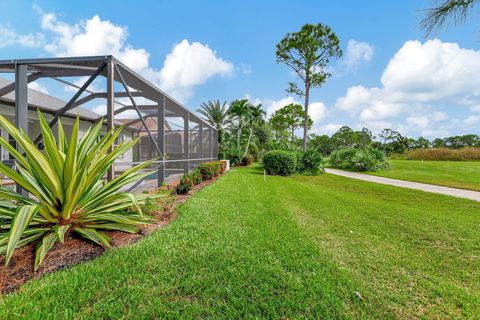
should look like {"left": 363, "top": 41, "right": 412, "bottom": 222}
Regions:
{"left": 176, "top": 161, "right": 223, "bottom": 194}
{"left": 197, "top": 161, "right": 221, "bottom": 180}
{"left": 262, "top": 150, "right": 297, "bottom": 176}
{"left": 190, "top": 168, "right": 203, "bottom": 185}
{"left": 175, "top": 174, "right": 193, "bottom": 194}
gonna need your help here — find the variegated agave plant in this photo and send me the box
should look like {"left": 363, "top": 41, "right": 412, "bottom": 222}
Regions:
{"left": 0, "top": 111, "right": 155, "bottom": 271}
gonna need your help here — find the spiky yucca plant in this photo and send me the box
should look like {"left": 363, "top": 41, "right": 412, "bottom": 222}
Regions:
{"left": 0, "top": 111, "right": 155, "bottom": 271}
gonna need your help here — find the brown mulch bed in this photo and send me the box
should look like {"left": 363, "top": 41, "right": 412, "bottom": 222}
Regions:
{"left": 0, "top": 174, "right": 222, "bottom": 295}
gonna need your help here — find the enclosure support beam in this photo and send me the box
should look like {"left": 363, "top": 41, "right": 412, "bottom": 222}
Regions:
{"left": 199, "top": 122, "right": 203, "bottom": 159}
{"left": 15, "top": 64, "right": 28, "bottom": 194}
{"left": 157, "top": 95, "right": 165, "bottom": 186}
{"left": 115, "top": 65, "right": 162, "bottom": 156}
{"left": 32, "top": 62, "right": 107, "bottom": 145}
{"left": 184, "top": 113, "right": 189, "bottom": 173}
{"left": 209, "top": 127, "right": 213, "bottom": 160}
{"left": 107, "top": 60, "right": 115, "bottom": 181}
{"left": 0, "top": 72, "right": 42, "bottom": 97}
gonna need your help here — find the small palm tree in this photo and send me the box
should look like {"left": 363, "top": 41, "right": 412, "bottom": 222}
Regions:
{"left": 197, "top": 100, "right": 230, "bottom": 133}
{"left": 197, "top": 100, "right": 230, "bottom": 158}
{"left": 421, "top": 0, "right": 479, "bottom": 36}
{"left": 228, "top": 99, "right": 251, "bottom": 149}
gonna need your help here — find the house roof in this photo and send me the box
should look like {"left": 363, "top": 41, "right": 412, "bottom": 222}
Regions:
{"left": 0, "top": 77, "right": 101, "bottom": 121}
{"left": 119, "top": 118, "right": 158, "bottom": 131}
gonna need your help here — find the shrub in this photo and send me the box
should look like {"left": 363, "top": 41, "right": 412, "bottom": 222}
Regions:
{"left": 330, "top": 147, "right": 389, "bottom": 171}
{"left": 0, "top": 112, "right": 153, "bottom": 271}
{"left": 197, "top": 161, "right": 222, "bottom": 180}
{"left": 225, "top": 147, "right": 243, "bottom": 166}
{"left": 330, "top": 148, "right": 358, "bottom": 169}
{"left": 190, "top": 169, "right": 203, "bottom": 185}
{"left": 262, "top": 150, "right": 297, "bottom": 176}
{"left": 175, "top": 174, "right": 193, "bottom": 194}
{"left": 298, "top": 149, "right": 324, "bottom": 174}
{"left": 241, "top": 155, "right": 254, "bottom": 166}
{"left": 406, "top": 148, "right": 480, "bottom": 161}
{"left": 212, "top": 161, "right": 222, "bottom": 176}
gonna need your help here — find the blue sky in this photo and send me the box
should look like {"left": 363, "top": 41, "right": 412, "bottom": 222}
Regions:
{"left": 1, "top": 0, "right": 479, "bottom": 138}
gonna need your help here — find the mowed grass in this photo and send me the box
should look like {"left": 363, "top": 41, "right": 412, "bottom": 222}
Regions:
{"left": 0, "top": 166, "right": 479, "bottom": 319}
{"left": 365, "top": 159, "right": 480, "bottom": 191}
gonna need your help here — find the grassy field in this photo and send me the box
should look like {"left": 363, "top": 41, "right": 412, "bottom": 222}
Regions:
{"left": 0, "top": 166, "right": 479, "bottom": 319}
{"left": 365, "top": 159, "right": 480, "bottom": 191}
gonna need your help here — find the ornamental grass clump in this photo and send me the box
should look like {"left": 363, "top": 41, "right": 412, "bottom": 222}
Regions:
{"left": 0, "top": 112, "right": 155, "bottom": 271}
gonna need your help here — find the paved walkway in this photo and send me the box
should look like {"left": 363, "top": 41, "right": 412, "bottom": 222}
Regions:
{"left": 325, "top": 168, "right": 480, "bottom": 202}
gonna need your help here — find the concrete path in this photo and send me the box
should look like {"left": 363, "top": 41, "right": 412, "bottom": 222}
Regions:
{"left": 325, "top": 168, "right": 480, "bottom": 202}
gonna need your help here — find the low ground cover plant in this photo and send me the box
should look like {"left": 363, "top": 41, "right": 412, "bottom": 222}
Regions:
{"left": 0, "top": 112, "right": 154, "bottom": 271}
{"left": 141, "top": 188, "right": 175, "bottom": 215}
{"left": 330, "top": 147, "right": 389, "bottom": 171}
{"left": 406, "top": 147, "right": 480, "bottom": 161}
{"left": 262, "top": 150, "right": 297, "bottom": 176}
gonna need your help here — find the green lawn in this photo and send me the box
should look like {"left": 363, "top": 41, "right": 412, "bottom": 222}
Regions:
{"left": 365, "top": 159, "right": 480, "bottom": 191}
{"left": 1, "top": 166, "right": 479, "bottom": 319}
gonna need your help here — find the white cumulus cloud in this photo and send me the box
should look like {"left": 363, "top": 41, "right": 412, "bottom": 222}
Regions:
{"left": 0, "top": 25, "right": 44, "bottom": 48}
{"left": 159, "top": 39, "right": 233, "bottom": 100}
{"left": 312, "top": 123, "right": 343, "bottom": 135}
{"left": 261, "top": 96, "right": 329, "bottom": 135}
{"left": 264, "top": 96, "right": 299, "bottom": 118}
{"left": 28, "top": 82, "right": 49, "bottom": 94}
{"left": 5, "top": 8, "right": 234, "bottom": 103}
{"left": 343, "top": 39, "right": 374, "bottom": 67}
{"left": 309, "top": 102, "right": 328, "bottom": 123}
{"left": 335, "top": 39, "right": 480, "bottom": 136}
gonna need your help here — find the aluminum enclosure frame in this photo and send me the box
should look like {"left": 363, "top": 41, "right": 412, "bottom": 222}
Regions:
{"left": 0, "top": 55, "right": 218, "bottom": 191}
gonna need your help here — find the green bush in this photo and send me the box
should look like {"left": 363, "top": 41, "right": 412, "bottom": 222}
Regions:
{"left": 225, "top": 147, "right": 243, "bottom": 166}
{"left": 330, "top": 147, "right": 389, "bottom": 171}
{"left": 197, "top": 161, "right": 222, "bottom": 180}
{"left": 176, "top": 174, "right": 193, "bottom": 194}
{"left": 241, "top": 155, "right": 254, "bottom": 166}
{"left": 262, "top": 150, "right": 297, "bottom": 176}
{"left": 190, "top": 169, "right": 203, "bottom": 185}
{"left": 329, "top": 148, "right": 357, "bottom": 169}
{"left": 298, "top": 149, "right": 324, "bottom": 174}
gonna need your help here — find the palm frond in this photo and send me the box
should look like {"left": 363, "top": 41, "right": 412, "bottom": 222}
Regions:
{"left": 421, "top": 0, "right": 479, "bottom": 36}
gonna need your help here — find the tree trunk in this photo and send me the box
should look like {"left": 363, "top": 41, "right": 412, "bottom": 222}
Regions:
{"left": 303, "top": 83, "right": 310, "bottom": 151}
{"left": 237, "top": 122, "right": 241, "bottom": 149}
{"left": 291, "top": 126, "right": 295, "bottom": 143}
{"left": 245, "top": 127, "right": 253, "bottom": 157}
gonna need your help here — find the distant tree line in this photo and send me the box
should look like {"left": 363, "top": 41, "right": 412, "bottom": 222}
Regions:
{"left": 309, "top": 126, "right": 480, "bottom": 156}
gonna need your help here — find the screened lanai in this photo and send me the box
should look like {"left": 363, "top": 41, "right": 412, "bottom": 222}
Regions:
{"left": 0, "top": 55, "right": 218, "bottom": 191}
